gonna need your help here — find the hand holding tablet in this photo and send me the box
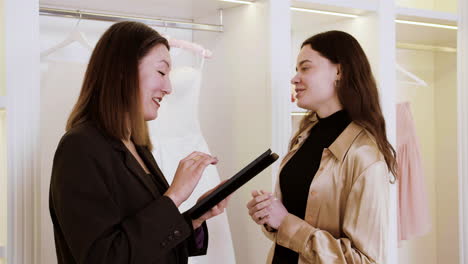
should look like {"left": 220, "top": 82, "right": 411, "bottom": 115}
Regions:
{"left": 186, "top": 149, "right": 279, "bottom": 219}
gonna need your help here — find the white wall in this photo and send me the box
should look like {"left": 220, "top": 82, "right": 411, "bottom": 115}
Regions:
{"left": 195, "top": 2, "right": 273, "bottom": 263}
{"left": 5, "top": 0, "right": 40, "bottom": 262}
{"left": 434, "top": 51, "right": 458, "bottom": 264}
{"left": 0, "top": 110, "right": 6, "bottom": 264}
{"left": 458, "top": 0, "right": 468, "bottom": 262}
{"left": 0, "top": 0, "right": 6, "bottom": 248}
{"left": 0, "top": 0, "right": 4, "bottom": 97}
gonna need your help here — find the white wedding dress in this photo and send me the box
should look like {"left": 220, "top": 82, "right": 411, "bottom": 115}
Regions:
{"left": 148, "top": 65, "right": 236, "bottom": 264}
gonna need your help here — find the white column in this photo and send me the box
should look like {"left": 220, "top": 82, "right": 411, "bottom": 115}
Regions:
{"left": 458, "top": 0, "right": 468, "bottom": 263}
{"left": 5, "top": 0, "right": 41, "bottom": 262}
{"left": 376, "top": 1, "right": 397, "bottom": 263}
{"left": 268, "top": 0, "right": 291, "bottom": 188}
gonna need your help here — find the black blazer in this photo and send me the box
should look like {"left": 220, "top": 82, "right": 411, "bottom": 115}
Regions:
{"left": 49, "top": 121, "right": 208, "bottom": 264}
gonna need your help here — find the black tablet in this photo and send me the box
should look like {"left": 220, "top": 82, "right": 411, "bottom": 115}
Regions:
{"left": 186, "top": 149, "right": 279, "bottom": 219}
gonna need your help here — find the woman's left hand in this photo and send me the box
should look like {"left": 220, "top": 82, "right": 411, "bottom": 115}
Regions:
{"left": 192, "top": 181, "right": 231, "bottom": 230}
{"left": 264, "top": 196, "right": 288, "bottom": 230}
{"left": 247, "top": 190, "right": 289, "bottom": 230}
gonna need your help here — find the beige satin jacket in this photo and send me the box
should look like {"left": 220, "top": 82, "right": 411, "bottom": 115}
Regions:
{"left": 263, "top": 115, "right": 391, "bottom": 264}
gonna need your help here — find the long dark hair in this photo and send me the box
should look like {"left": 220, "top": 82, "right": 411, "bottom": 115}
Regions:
{"left": 66, "top": 21, "right": 169, "bottom": 149}
{"left": 292, "top": 30, "right": 397, "bottom": 178}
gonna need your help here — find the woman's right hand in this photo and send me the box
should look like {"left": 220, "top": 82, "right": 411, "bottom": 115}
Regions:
{"left": 247, "top": 190, "right": 289, "bottom": 230}
{"left": 247, "top": 190, "right": 273, "bottom": 225}
{"left": 164, "top": 151, "right": 218, "bottom": 207}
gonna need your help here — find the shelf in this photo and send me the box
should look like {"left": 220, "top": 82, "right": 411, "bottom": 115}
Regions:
{"left": 396, "top": 7, "right": 457, "bottom": 49}
{"left": 395, "top": 0, "right": 457, "bottom": 14}
{"left": 40, "top": 0, "right": 240, "bottom": 23}
{"left": 290, "top": 0, "right": 378, "bottom": 34}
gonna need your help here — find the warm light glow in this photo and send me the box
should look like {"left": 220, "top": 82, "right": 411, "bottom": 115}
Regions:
{"left": 396, "top": 19, "right": 457, "bottom": 30}
{"left": 291, "top": 112, "right": 308, "bottom": 116}
{"left": 219, "top": 0, "right": 254, "bottom": 5}
{"left": 290, "top": 7, "right": 358, "bottom": 18}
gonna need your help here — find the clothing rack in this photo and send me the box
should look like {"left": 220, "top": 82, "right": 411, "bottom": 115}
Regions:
{"left": 39, "top": 6, "right": 224, "bottom": 32}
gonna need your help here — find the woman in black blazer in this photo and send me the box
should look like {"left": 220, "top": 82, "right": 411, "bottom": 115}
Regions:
{"left": 49, "top": 21, "right": 228, "bottom": 264}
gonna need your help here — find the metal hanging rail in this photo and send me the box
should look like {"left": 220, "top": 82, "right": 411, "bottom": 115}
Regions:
{"left": 39, "top": 6, "right": 224, "bottom": 32}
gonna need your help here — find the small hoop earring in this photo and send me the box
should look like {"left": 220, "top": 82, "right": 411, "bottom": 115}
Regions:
{"left": 334, "top": 79, "right": 340, "bottom": 88}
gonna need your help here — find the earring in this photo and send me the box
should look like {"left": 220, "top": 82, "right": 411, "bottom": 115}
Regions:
{"left": 334, "top": 79, "right": 340, "bottom": 88}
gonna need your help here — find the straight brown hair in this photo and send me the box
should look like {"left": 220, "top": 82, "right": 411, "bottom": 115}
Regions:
{"left": 66, "top": 21, "right": 169, "bottom": 149}
{"left": 292, "top": 31, "right": 397, "bottom": 179}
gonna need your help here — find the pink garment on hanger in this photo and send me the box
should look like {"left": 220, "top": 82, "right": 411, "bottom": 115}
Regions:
{"left": 397, "top": 102, "right": 431, "bottom": 242}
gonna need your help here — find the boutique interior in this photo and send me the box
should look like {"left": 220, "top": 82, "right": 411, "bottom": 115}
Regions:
{"left": 1, "top": 0, "right": 467, "bottom": 263}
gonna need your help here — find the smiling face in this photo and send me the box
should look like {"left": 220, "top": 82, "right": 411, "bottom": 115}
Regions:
{"left": 291, "top": 45, "right": 342, "bottom": 117}
{"left": 138, "top": 44, "right": 172, "bottom": 121}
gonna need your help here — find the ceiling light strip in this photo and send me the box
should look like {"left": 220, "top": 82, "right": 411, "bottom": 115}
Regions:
{"left": 290, "top": 7, "right": 358, "bottom": 18}
{"left": 219, "top": 0, "right": 254, "bottom": 4}
{"left": 396, "top": 19, "right": 457, "bottom": 29}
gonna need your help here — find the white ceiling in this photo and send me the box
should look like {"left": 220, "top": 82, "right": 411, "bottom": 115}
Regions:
{"left": 40, "top": 0, "right": 240, "bottom": 22}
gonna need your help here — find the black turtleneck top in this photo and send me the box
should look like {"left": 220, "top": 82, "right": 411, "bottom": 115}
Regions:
{"left": 272, "top": 110, "right": 351, "bottom": 264}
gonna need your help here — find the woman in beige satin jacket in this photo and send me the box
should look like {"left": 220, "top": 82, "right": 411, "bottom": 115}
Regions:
{"left": 247, "top": 31, "right": 397, "bottom": 264}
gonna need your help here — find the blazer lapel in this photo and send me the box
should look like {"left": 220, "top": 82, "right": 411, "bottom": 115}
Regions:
{"left": 124, "top": 150, "right": 160, "bottom": 197}
{"left": 108, "top": 138, "right": 159, "bottom": 197}
{"left": 137, "top": 146, "right": 170, "bottom": 189}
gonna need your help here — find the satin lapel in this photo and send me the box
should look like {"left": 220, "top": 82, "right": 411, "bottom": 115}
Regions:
{"left": 137, "top": 146, "right": 170, "bottom": 189}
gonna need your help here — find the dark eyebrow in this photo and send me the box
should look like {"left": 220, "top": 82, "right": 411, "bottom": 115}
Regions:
{"left": 296, "top": 60, "right": 312, "bottom": 71}
{"left": 160, "top": 59, "right": 170, "bottom": 68}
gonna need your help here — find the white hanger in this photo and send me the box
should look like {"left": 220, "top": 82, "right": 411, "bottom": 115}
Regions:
{"left": 40, "top": 11, "right": 93, "bottom": 60}
{"left": 396, "top": 63, "right": 428, "bottom": 87}
{"left": 161, "top": 33, "right": 213, "bottom": 59}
